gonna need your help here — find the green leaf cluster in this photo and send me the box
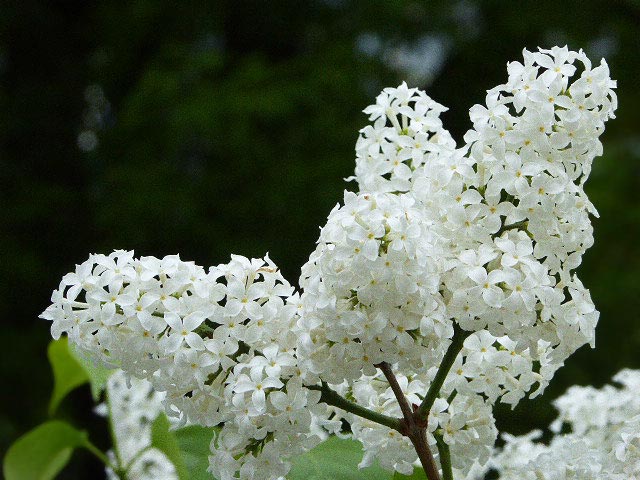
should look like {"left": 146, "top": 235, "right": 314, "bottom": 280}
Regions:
{"left": 3, "top": 339, "right": 114, "bottom": 479}
{"left": 3, "top": 421, "right": 96, "bottom": 480}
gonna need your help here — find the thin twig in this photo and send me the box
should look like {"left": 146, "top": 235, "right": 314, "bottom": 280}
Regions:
{"left": 307, "top": 382, "right": 402, "bottom": 431}
{"left": 376, "top": 362, "right": 413, "bottom": 422}
{"left": 492, "top": 220, "right": 528, "bottom": 238}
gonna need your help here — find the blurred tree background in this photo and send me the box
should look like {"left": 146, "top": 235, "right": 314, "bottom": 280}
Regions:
{"left": 1, "top": 0, "right": 638, "bottom": 476}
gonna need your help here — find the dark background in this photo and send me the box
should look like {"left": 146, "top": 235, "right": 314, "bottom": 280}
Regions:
{"left": 1, "top": 0, "right": 639, "bottom": 477}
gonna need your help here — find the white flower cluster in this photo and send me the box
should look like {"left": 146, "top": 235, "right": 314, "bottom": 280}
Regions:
{"left": 299, "top": 46, "right": 615, "bottom": 475}
{"left": 354, "top": 81, "right": 455, "bottom": 194}
{"left": 489, "top": 369, "right": 640, "bottom": 479}
{"left": 298, "top": 191, "right": 446, "bottom": 383}
{"left": 95, "top": 370, "right": 178, "bottom": 480}
{"left": 42, "top": 46, "right": 616, "bottom": 480}
{"left": 41, "top": 251, "right": 331, "bottom": 479}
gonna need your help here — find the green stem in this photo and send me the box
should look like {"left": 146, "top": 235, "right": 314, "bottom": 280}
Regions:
{"left": 307, "top": 382, "right": 402, "bottom": 431}
{"left": 122, "top": 445, "right": 153, "bottom": 473}
{"left": 105, "top": 387, "right": 128, "bottom": 478}
{"left": 83, "top": 440, "right": 124, "bottom": 477}
{"left": 493, "top": 220, "right": 528, "bottom": 238}
{"left": 435, "top": 433, "right": 453, "bottom": 480}
{"left": 417, "top": 323, "right": 471, "bottom": 420}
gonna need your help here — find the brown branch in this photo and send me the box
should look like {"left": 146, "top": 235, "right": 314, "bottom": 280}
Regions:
{"left": 410, "top": 425, "right": 441, "bottom": 480}
{"left": 376, "top": 362, "right": 441, "bottom": 480}
{"left": 376, "top": 362, "right": 413, "bottom": 422}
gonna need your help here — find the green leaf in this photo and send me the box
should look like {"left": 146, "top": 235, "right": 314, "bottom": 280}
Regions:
{"left": 3, "top": 421, "right": 88, "bottom": 480}
{"left": 174, "top": 425, "right": 217, "bottom": 480}
{"left": 394, "top": 468, "right": 428, "bottom": 479}
{"left": 47, "top": 338, "right": 90, "bottom": 415}
{"left": 289, "top": 436, "right": 390, "bottom": 480}
{"left": 68, "top": 342, "right": 112, "bottom": 401}
{"left": 47, "top": 338, "right": 113, "bottom": 415}
{"left": 151, "top": 414, "right": 189, "bottom": 480}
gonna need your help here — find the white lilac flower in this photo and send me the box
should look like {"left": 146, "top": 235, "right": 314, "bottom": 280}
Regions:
{"left": 298, "top": 191, "right": 447, "bottom": 384}
{"left": 489, "top": 369, "right": 640, "bottom": 480}
{"left": 43, "top": 46, "right": 616, "bottom": 480}
{"left": 299, "top": 46, "right": 615, "bottom": 477}
{"left": 42, "top": 251, "right": 331, "bottom": 480}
